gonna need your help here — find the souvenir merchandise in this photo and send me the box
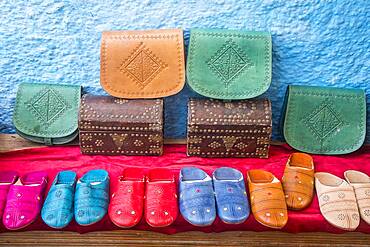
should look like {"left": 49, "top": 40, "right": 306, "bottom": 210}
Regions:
{"left": 187, "top": 98, "right": 272, "bottom": 158}
{"left": 247, "top": 169, "right": 288, "bottom": 229}
{"left": 315, "top": 172, "right": 360, "bottom": 231}
{"left": 283, "top": 85, "right": 366, "bottom": 154}
{"left": 79, "top": 95, "right": 163, "bottom": 156}
{"left": 13, "top": 83, "right": 81, "bottom": 145}
{"left": 100, "top": 29, "right": 185, "bottom": 99}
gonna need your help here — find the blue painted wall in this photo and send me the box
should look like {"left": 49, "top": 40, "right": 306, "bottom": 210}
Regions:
{"left": 0, "top": 0, "right": 369, "bottom": 142}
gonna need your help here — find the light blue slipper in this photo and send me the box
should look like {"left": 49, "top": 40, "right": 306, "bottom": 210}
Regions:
{"left": 213, "top": 167, "right": 250, "bottom": 224}
{"left": 179, "top": 167, "right": 216, "bottom": 226}
{"left": 74, "top": 169, "right": 110, "bottom": 226}
{"left": 41, "top": 170, "right": 77, "bottom": 229}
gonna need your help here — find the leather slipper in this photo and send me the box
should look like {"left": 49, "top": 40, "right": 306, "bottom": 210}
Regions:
{"left": 344, "top": 170, "right": 370, "bottom": 225}
{"left": 213, "top": 167, "right": 249, "bottom": 224}
{"left": 0, "top": 171, "right": 18, "bottom": 218}
{"left": 315, "top": 172, "right": 360, "bottom": 231}
{"left": 109, "top": 167, "right": 145, "bottom": 228}
{"left": 282, "top": 153, "right": 314, "bottom": 210}
{"left": 75, "top": 169, "right": 110, "bottom": 226}
{"left": 179, "top": 167, "right": 216, "bottom": 226}
{"left": 3, "top": 171, "right": 48, "bottom": 230}
{"left": 41, "top": 171, "right": 77, "bottom": 229}
{"left": 247, "top": 169, "right": 288, "bottom": 229}
{"left": 145, "top": 168, "right": 178, "bottom": 227}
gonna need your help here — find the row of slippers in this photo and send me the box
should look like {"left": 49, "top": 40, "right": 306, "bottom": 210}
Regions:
{"left": 0, "top": 153, "right": 369, "bottom": 231}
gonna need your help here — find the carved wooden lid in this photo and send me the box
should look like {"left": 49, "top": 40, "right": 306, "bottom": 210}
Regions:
{"left": 79, "top": 95, "right": 163, "bottom": 131}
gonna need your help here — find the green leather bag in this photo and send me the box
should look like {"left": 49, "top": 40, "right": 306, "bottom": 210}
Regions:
{"left": 187, "top": 29, "right": 271, "bottom": 100}
{"left": 283, "top": 85, "right": 366, "bottom": 155}
{"left": 13, "top": 83, "right": 81, "bottom": 145}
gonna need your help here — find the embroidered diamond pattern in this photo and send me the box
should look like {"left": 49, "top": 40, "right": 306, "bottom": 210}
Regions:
{"left": 27, "top": 88, "right": 68, "bottom": 124}
{"left": 121, "top": 44, "right": 166, "bottom": 89}
{"left": 207, "top": 39, "right": 252, "bottom": 87}
{"left": 303, "top": 100, "right": 343, "bottom": 141}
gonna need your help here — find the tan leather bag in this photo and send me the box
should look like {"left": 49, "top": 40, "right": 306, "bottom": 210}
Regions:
{"left": 100, "top": 29, "right": 185, "bottom": 99}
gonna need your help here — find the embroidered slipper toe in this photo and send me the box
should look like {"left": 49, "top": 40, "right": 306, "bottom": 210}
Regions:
{"left": 213, "top": 167, "right": 249, "bottom": 224}
{"left": 41, "top": 171, "right": 77, "bottom": 229}
{"left": 145, "top": 168, "right": 178, "bottom": 227}
{"left": 109, "top": 168, "right": 145, "bottom": 228}
{"left": 247, "top": 169, "right": 288, "bottom": 229}
{"left": 3, "top": 171, "right": 48, "bottom": 230}
{"left": 0, "top": 171, "right": 18, "bottom": 217}
{"left": 315, "top": 172, "right": 360, "bottom": 231}
{"left": 344, "top": 170, "right": 370, "bottom": 225}
{"left": 75, "top": 169, "right": 110, "bottom": 226}
{"left": 282, "top": 153, "right": 314, "bottom": 210}
{"left": 179, "top": 167, "right": 216, "bottom": 226}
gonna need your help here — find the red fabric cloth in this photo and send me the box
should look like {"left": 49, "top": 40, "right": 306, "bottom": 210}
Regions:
{"left": 0, "top": 144, "right": 369, "bottom": 234}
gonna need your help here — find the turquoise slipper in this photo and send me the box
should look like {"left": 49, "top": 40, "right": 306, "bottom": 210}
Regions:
{"left": 41, "top": 171, "right": 77, "bottom": 229}
{"left": 74, "top": 169, "right": 110, "bottom": 226}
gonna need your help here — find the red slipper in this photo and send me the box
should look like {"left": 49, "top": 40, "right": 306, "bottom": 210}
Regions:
{"left": 145, "top": 168, "right": 178, "bottom": 227}
{"left": 108, "top": 168, "right": 145, "bottom": 228}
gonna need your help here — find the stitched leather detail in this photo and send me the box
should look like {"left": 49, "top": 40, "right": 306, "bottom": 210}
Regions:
{"left": 284, "top": 85, "right": 366, "bottom": 154}
{"left": 120, "top": 43, "right": 167, "bottom": 89}
{"left": 187, "top": 29, "right": 271, "bottom": 99}
{"left": 13, "top": 83, "right": 81, "bottom": 139}
{"left": 26, "top": 88, "right": 70, "bottom": 126}
{"left": 100, "top": 29, "right": 185, "bottom": 98}
{"left": 302, "top": 99, "right": 344, "bottom": 142}
{"left": 207, "top": 39, "right": 252, "bottom": 88}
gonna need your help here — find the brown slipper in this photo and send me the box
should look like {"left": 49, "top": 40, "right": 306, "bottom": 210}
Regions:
{"left": 247, "top": 169, "right": 288, "bottom": 229}
{"left": 282, "top": 153, "right": 314, "bottom": 210}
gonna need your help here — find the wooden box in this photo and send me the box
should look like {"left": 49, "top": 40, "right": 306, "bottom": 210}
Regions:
{"left": 187, "top": 98, "right": 272, "bottom": 158}
{"left": 79, "top": 95, "right": 163, "bottom": 156}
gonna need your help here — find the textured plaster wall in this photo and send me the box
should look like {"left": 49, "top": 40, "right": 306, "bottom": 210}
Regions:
{"left": 0, "top": 0, "right": 369, "bottom": 142}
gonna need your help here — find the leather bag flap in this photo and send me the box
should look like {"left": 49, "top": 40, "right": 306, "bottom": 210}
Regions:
{"left": 13, "top": 83, "right": 81, "bottom": 141}
{"left": 283, "top": 85, "right": 366, "bottom": 155}
{"left": 187, "top": 29, "right": 271, "bottom": 100}
{"left": 100, "top": 29, "right": 185, "bottom": 99}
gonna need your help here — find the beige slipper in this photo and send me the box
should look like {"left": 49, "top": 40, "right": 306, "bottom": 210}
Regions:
{"left": 344, "top": 170, "right": 370, "bottom": 225}
{"left": 315, "top": 172, "right": 360, "bottom": 231}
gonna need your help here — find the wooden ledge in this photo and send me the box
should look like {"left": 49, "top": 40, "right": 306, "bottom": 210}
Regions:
{"left": 0, "top": 134, "right": 284, "bottom": 153}
{"left": 0, "top": 230, "right": 370, "bottom": 247}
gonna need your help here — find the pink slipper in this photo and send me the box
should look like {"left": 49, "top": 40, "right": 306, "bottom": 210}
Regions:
{"left": 0, "top": 171, "right": 18, "bottom": 217}
{"left": 3, "top": 171, "right": 48, "bottom": 230}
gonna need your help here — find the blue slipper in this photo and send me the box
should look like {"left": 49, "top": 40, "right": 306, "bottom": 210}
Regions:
{"left": 74, "top": 169, "right": 110, "bottom": 226}
{"left": 213, "top": 167, "right": 250, "bottom": 224}
{"left": 41, "top": 170, "right": 77, "bottom": 229}
{"left": 179, "top": 167, "right": 216, "bottom": 226}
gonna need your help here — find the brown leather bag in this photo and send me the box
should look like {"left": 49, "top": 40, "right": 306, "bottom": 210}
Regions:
{"left": 79, "top": 95, "right": 163, "bottom": 156}
{"left": 100, "top": 29, "right": 185, "bottom": 99}
{"left": 187, "top": 98, "right": 272, "bottom": 158}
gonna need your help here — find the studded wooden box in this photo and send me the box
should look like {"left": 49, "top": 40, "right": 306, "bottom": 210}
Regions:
{"left": 187, "top": 98, "right": 272, "bottom": 158}
{"left": 79, "top": 95, "right": 163, "bottom": 156}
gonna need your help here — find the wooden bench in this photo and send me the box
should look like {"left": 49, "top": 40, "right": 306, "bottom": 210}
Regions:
{"left": 1, "top": 134, "right": 369, "bottom": 247}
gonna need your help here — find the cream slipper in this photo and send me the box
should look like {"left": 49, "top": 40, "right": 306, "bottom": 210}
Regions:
{"left": 344, "top": 170, "right": 370, "bottom": 225}
{"left": 315, "top": 172, "right": 360, "bottom": 231}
